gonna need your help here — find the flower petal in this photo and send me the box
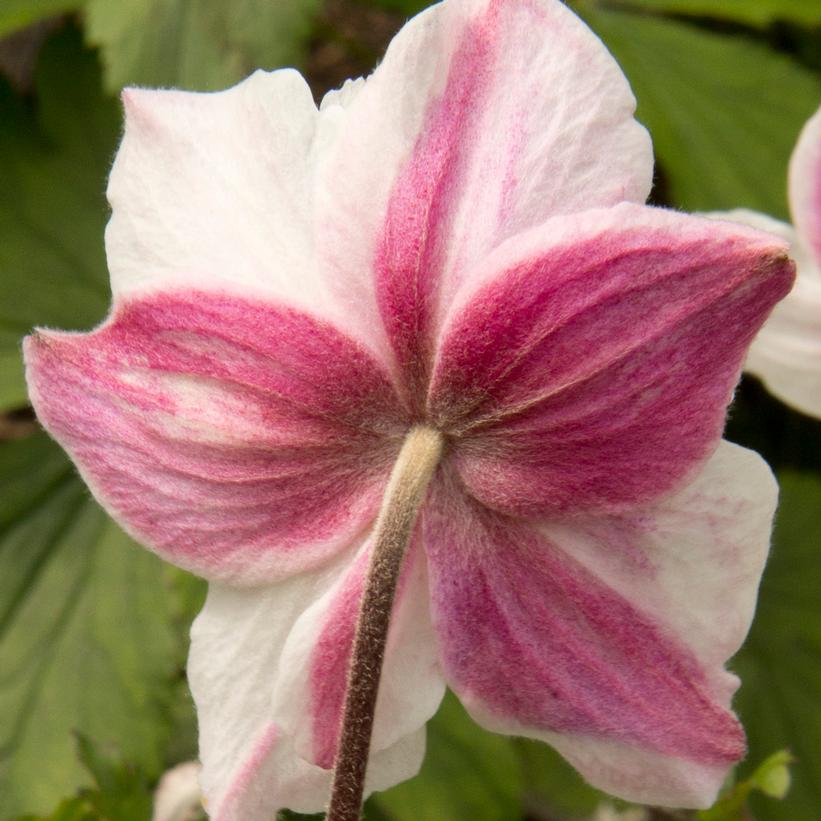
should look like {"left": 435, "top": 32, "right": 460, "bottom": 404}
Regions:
{"left": 151, "top": 761, "right": 202, "bottom": 821}
{"left": 270, "top": 536, "right": 445, "bottom": 769}
{"left": 188, "top": 550, "right": 426, "bottom": 820}
{"left": 789, "top": 104, "right": 821, "bottom": 265}
{"left": 24, "top": 291, "right": 406, "bottom": 584}
{"left": 423, "top": 441, "right": 776, "bottom": 808}
{"left": 708, "top": 209, "right": 821, "bottom": 418}
{"left": 429, "top": 203, "right": 793, "bottom": 516}
{"left": 315, "top": 0, "right": 652, "bottom": 390}
{"left": 109, "top": 72, "right": 310, "bottom": 300}
{"left": 105, "top": 70, "right": 385, "bottom": 353}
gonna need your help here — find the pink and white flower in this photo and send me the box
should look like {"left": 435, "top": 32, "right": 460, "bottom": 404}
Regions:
{"left": 711, "top": 104, "right": 821, "bottom": 418}
{"left": 24, "top": 0, "right": 794, "bottom": 818}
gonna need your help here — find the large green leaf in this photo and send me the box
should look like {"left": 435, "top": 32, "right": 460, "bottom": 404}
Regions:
{"left": 0, "top": 434, "right": 186, "bottom": 820}
{"left": 0, "top": 0, "right": 84, "bottom": 38}
{"left": 0, "top": 26, "right": 117, "bottom": 411}
{"left": 582, "top": 9, "right": 821, "bottom": 218}
{"left": 372, "top": 691, "right": 523, "bottom": 820}
{"left": 17, "top": 734, "right": 155, "bottom": 821}
{"left": 732, "top": 471, "right": 821, "bottom": 821}
{"left": 598, "top": 0, "right": 821, "bottom": 27}
{"left": 84, "top": 0, "right": 321, "bottom": 92}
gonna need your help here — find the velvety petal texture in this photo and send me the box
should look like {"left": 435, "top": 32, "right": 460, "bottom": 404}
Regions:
{"left": 715, "top": 209, "right": 821, "bottom": 418}
{"left": 712, "top": 104, "right": 821, "bottom": 419}
{"left": 315, "top": 0, "right": 652, "bottom": 389}
{"left": 188, "top": 546, "right": 427, "bottom": 820}
{"left": 424, "top": 442, "right": 776, "bottom": 808}
{"left": 22, "top": 0, "right": 797, "bottom": 817}
{"left": 25, "top": 291, "right": 406, "bottom": 584}
{"left": 429, "top": 204, "right": 793, "bottom": 516}
{"left": 106, "top": 70, "right": 390, "bottom": 362}
{"left": 270, "top": 539, "right": 445, "bottom": 770}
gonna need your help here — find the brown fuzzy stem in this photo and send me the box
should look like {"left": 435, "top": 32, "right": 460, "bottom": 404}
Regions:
{"left": 326, "top": 425, "right": 444, "bottom": 821}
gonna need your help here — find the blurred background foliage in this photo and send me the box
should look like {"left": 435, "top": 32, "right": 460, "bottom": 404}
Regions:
{"left": 0, "top": 1, "right": 820, "bottom": 819}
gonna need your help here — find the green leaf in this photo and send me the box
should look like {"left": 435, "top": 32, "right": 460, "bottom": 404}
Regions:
{"left": 0, "top": 351, "right": 27, "bottom": 411}
{"left": 698, "top": 750, "right": 795, "bottom": 821}
{"left": 15, "top": 735, "right": 156, "bottom": 821}
{"left": 0, "top": 434, "right": 183, "bottom": 818}
{"left": 513, "top": 739, "right": 603, "bottom": 818}
{"left": 0, "top": 0, "right": 85, "bottom": 39}
{"left": 597, "top": 0, "right": 821, "bottom": 27}
{"left": 372, "top": 691, "right": 523, "bottom": 820}
{"left": 16, "top": 796, "right": 97, "bottom": 821}
{"left": 732, "top": 472, "right": 821, "bottom": 821}
{"left": 0, "top": 26, "right": 118, "bottom": 412}
{"left": 582, "top": 9, "right": 821, "bottom": 218}
{"left": 84, "top": 0, "right": 322, "bottom": 92}
{"left": 751, "top": 749, "right": 794, "bottom": 799}
{"left": 74, "top": 735, "right": 153, "bottom": 821}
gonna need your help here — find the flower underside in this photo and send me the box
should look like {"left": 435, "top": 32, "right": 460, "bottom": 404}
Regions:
{"left": 24, "top": 0, "right": 796, "bottom": 818}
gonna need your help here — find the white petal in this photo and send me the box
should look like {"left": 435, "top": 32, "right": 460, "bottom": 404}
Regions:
{"left": 707, "top": 209, "right": 821, "bottom": 418}
{"left": 105, "top": 70, "right": 382, "bottom": 356}
{"left": 789, "top": 104, "right": 821, "bottom": 265}
{"left": 188, "top": 540, "right": 435, "bottom": 820}
{"left": 538, "top": 440, "right": 776, "bottom": 695}
{"left": 189, "top": 551, "right": 344, "bottom": 819}
{"left": 211, "top": 725, "right": 425, "bottom": 819}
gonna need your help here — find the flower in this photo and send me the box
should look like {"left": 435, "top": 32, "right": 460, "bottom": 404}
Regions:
{"left": 709, "top": 104, "right": 821, "bottom": 418}
{"left": 152, "top": 762, "right": 203, "bottom": 821}
{"left": 24, "top": 0, "right": 793, "bottom": 818}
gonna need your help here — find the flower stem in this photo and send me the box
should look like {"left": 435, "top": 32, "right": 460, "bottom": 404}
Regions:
{"left": 327, "top": 425, "right": 444, "bottom": 821}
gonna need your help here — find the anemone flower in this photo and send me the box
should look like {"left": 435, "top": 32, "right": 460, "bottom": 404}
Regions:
{"left": 24, "top": 1, "right": 794, "bottom": 819}
{"left": 709, "top": 104, "right": 821, "bottom": 419}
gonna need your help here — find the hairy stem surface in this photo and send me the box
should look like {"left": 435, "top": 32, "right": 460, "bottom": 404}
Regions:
{"left": 326, "top": 425, "right": 444, "bottom": 821}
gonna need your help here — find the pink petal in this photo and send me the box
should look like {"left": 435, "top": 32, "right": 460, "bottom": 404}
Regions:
{"left": 270, "top": 536, "right": 445, "bottom": 770}
{"left": 708, "top": 209, "right": 821, "bottom": 418}
{"left": 24, "top": 291, "right": 406, "bottom": 584}
{"left": 315, "top": 0, "right": 652, "bottom": 390}
{"left": 423, "top": 441, "right": 777, "bottom": 807}
{"left": 429, "top": 203, "right": 793, "bottom": 516}
{"left": 188, "top": 548, "right": 426, "bottom": 821}
{"left": 789, "top": 104, "right": 821, "bottom": 266}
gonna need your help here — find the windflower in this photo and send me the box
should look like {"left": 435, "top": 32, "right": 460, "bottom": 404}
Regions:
{"left": 710, "top": 104, "right": 821, "bottom": 418}
{"left": 24, "top": 0, "right": 794, "bottom": 819}
{"left": 152, "top": 762, "right": 203, "bottom": 821}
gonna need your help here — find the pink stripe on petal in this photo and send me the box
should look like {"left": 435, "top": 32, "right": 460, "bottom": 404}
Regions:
{"left": 269, "top": 538, "right": 444, "bottom": 772}
{"left": 320, "top": 0, "right": 652, "bottom": 396}
{"left": 306, "top": 539, "right": 442, "bottom": 769}
{"left": 429, "top": 204, "right": 794, "bottom": 515}
{"left": 215, "top": 723, "right": 280, "bottom": 821}
{"left": 375, "top": 7, "right": 496, "bottom": 397}
{"left": 25, "top": 291, "right": 406, "bottom": 585}
{"left": 423, "top": 478, "right": 746, "bottom": 773}
{"left": 309, "top": 548, "right": 370, "bottom": 768}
